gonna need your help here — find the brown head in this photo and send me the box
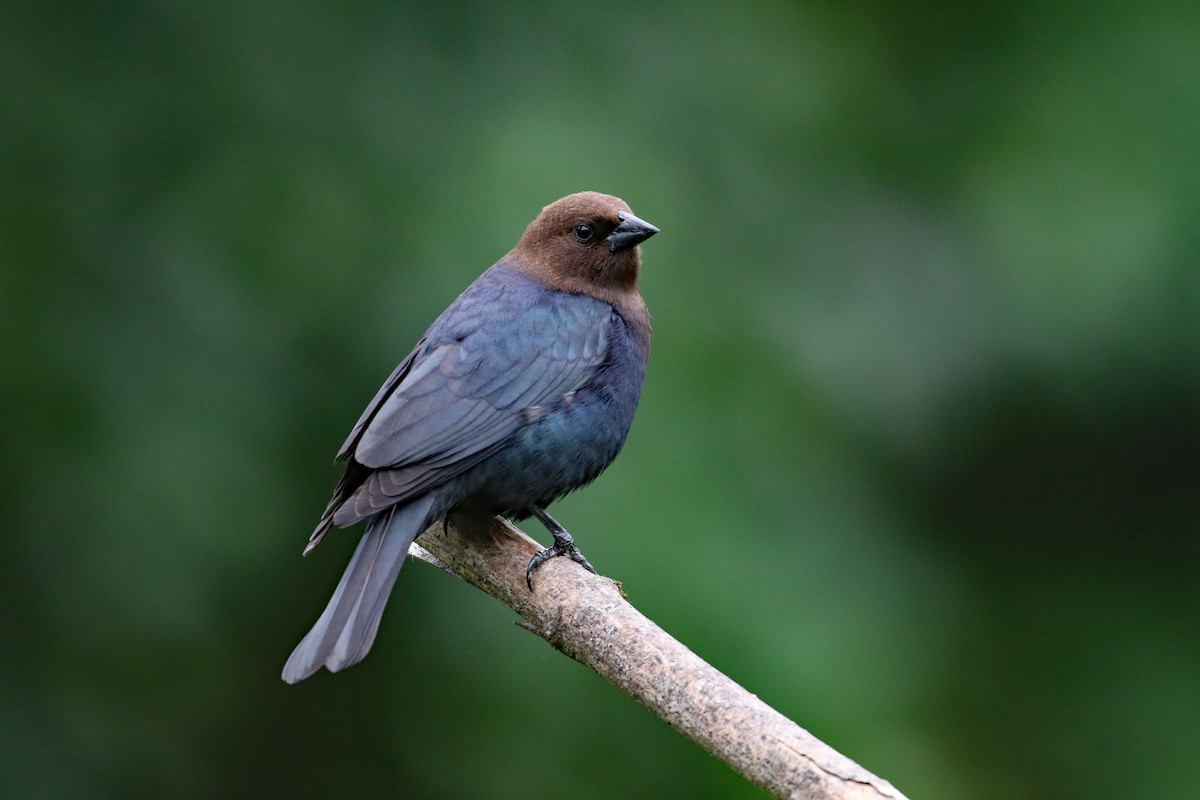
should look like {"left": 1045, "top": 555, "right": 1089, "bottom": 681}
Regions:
{"left": 510, "top": 192, "right": 659, "bottom": 310}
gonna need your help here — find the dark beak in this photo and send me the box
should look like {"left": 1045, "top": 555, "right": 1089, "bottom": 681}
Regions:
{"left": 606, "top": 210, "right": 660, "bottom": 253}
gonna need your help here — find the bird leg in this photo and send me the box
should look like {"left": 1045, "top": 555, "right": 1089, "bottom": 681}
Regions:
{"left": 525, "top": 504, "right": 597, "bottom": 590}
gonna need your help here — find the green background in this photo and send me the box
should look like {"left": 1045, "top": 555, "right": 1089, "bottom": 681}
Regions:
{"left": 4, "top": 3, "right": 1197, "bottom": 798}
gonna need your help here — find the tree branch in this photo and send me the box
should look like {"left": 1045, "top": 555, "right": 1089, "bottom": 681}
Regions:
{"left": 410, "top": 515, "right": 909, "bottom": 800}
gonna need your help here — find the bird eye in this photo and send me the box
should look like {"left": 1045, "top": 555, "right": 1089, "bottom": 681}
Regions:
{"left": 574, "top": 223, "right": 595, "bottom": 243}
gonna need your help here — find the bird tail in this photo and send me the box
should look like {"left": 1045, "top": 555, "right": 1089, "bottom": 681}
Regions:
{"left": 282, "top": 494, "right": 437, "bottom": 683}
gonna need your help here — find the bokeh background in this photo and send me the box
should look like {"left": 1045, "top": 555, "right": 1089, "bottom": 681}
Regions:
{"left": 3, "top": 2, "right": 1198, "bottom": 798}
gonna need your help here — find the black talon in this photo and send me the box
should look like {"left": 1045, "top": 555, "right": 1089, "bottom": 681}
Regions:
{"left": 525, "top": 504, "right": 597, "bottom": 590}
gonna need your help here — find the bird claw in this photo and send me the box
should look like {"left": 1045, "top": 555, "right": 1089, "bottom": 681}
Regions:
{"left": 525, "top": 505, "right": 597, "bottom": 591}
{"left": 525, "top": 535, "right": 597, "bottom": 590}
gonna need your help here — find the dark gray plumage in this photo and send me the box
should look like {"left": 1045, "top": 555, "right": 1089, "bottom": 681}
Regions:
{"left": 283, "top": 192, "right": 658, "bottom": 683}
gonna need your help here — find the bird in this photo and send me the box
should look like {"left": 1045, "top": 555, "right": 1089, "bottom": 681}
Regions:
{"left": 282, "top": 191, "right": 659, "bottom": 683}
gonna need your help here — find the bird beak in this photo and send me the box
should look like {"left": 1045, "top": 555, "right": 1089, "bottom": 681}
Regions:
{"left": 606, "top": 211, "right": 660, "bottom": 253}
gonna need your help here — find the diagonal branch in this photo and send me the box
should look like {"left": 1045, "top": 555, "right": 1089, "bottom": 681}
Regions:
{"left": 409, "top": 515, "right": 909, "bottom": 800}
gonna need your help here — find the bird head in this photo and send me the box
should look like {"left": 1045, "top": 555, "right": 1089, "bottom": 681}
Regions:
{"left": 513, "top": 192, "right": 659, "bottom": 304}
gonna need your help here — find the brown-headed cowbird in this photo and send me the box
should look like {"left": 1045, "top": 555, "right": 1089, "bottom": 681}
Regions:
{"left": 283, "top": 191, "right": 659, "bottom": 683}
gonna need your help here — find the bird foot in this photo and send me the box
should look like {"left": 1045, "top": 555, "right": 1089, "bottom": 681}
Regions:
{"left": 525, "top": 505, "right": 597, "bottom": 590}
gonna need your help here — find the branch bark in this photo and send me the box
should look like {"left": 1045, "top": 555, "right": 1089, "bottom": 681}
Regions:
{"left": 410, "top": 515, "right": 909, "bottom": 800}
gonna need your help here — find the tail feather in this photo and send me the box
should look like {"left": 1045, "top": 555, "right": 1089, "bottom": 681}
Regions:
{"left": 282, "top": 494, "right": 438, "bottom": 683}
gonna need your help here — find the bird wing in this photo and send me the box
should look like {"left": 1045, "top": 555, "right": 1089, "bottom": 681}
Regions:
{"left": 335, "top": 346, "right": 423, "bottom": 462}
{"left": 357, "top": 296, "right": 611, "bottom": 469}
{"left": 330, "top": 285, "right": 613, "bottom": 522}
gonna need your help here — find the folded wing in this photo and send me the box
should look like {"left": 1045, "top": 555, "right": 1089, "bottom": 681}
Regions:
{"left": 330, "top": 287, "right": 614, "bottom": 527}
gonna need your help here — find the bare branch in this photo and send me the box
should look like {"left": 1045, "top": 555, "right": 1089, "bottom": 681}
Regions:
{"left": 410, "top": 515, "right": 909, "bottom": 800}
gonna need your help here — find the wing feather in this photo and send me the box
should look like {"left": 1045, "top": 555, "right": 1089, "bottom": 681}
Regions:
{"left": 342, "top": 274, "right": 614, "bottom": 514}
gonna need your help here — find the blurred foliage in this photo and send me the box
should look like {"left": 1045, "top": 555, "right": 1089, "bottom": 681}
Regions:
{"left": 2, "top": 2, "right": 1198, "bottom": 798}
